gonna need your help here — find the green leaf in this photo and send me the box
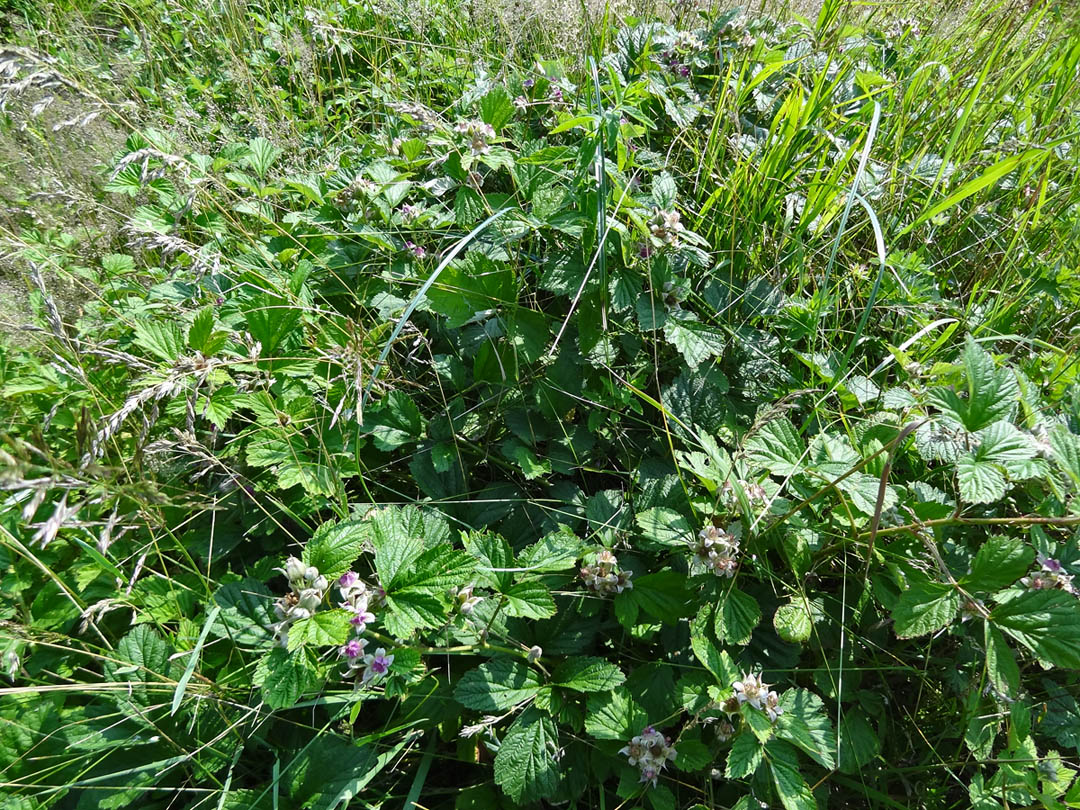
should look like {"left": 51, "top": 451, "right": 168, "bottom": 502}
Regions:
{"left": 892, "top": 579, "right": 959, "bottom": 638}
{"left": 745, "top": 418, "right": 805, "bottom": 477}
{"left": 715, "top": 588, "right": 761, "bottom": 645}
{"left": 1049, "top": 425, "right": 1080, "bottom": 488}
{"left": 663, "top": 313, "right": 725, "bottom": 369}
{"left": 382, "top": 590, "right": 448, "bottom": 637}
{"left": 837, "top": 712, "right": 880, "bottom": 775}
{"left": 517, "top": 527, "right": 583, "bottom": 572}
{"left": 286, "top": 610, "right": 353, "bottom": 651}
{"left": 552, "top": 657, "right": 625, "bottom": 692}
{"left": 725, "top": 732, "right": 763, "bottom": 779}
{"left": 767, "top": 739, "right": 818, "bottom": 810}
{"left": 984, "top": 622, "right": 1020, "bottom": 698}
{"left": 255, "top": 647, "right": 310, "bottom": 709}
{"left": 455, "top": 658, "right": 542, "bottom": 710}
{"left": 956, "top": 454, "right": 1007, "bottom": 503}
{"left": 775, "top": 689, "right": 836, "bottom": 770}
{"left": 503, "top": 581, "right": 557, "bottom": 619}
{"left": 615, "top": 570, "right": 690, "bottom": 626}
{"left": 991, "top": 589, "right": 1080, "bottom": 669}
{"left": 502, "top": 438, "right": 551, "bottom": 479}
{"left": 480, "top": 85, "right": 515, "bottom": 131}
{"left": 388, "top": 544, "right": 474, "bottom": 593}
{"left": 585, "top": 688, "right": 648, "bottom": 741}
{"left": 962, "top": 536, "right": 1034, "bottom": 593}
{"left": 133, "top": 320, "right": 184, "bottom": 363}
{"left": 635, "top": 508, "right": 694, "bottom": 548}
{"left": 187, "top": 306, "right": 215, "bottom": 353}
{"left": 105, "top": 625, "right": 174, "bottom": 705}
{"left": 465, "top": 530, "right": 513, "bottom": 591}
{"left": 245, "top": 136, "right": 282, "bottom": 178}
{"left": 929, "top": 337, "right": 1019, "bottom": 432}
{"left": 493, "top": 707, "right": 560, "bottom": 803}
{"left": 774, "top": 601, "right": 813, "bottom": 643}
{"left": 212, "top": 579, "right": 274, "bottom": 647}
{"left": 304, "top": 519, "right": 366, "bottom": 581}
{"left": 364, "top": 391, "right": 425, "bottom": 450}
{"left": 690, "top": 605, "right": 739, "bottom": 684}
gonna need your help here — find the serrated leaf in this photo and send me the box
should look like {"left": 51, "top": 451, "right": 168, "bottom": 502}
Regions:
{"left": 212, "top": 579, "right": 274, "bottom": 647}
{"left": 690, "top": 605, "right": 739, "bottom": 684}
{"left": 929, "top": 337, "right": 1019, "bottom": 432}
{"left": 962, "top": 536, "right": 1034, "bottom": 593}
{"left": 774, "top": 601, "right": 813, "bottom": 643}
{"left": 635, "top": 508, "right": 694, "bottom": 548}
{"left": 767, "top": 740, "right": 818, "bottom": 810}
{"left": 382, "top": 590, "right": 447, "bottom": 637}
{"left": 256, "top": 647, "right": 310, "bottom": 709}
{"left": 305, "top": 519, "right": 367, "bottom": 581}
{"left": 726, "top": 732, "right": 763, "bottom": 778}
{"left": 892, "top": 580, "right": 959, "bottom": 638}
{"left": 615, "top": 570, "right": 690, "bottom": 626}
{"left": 1049, "top": 425, "right": 1080, "bottom": 488}
{"left": 245, "top": 136, "right": 282, "bottom": 178}
{"left": 133, "top": 320, "right": 184, "bottom": 363}
{"left": 664, "top": 313, "right": 725, "bottom": 369}
{"left": 956, "top": 455, "right": 1007, "bottom": 503}
{"left": 455, "top": 658, "right": 542, "bottom": 710}
{"left": 775, "top": 689, "right": 835, "bottom": 770}
{"left": 746, "top": 418, "right": 805, "bottom": 477}
{"left": 493, "top": 707, "right": 560, "bottom": 803}
{"left": 518, "top": 527, "right": 583, "bottom": 572}
{"left": 985, "top": 622, "right": 1020, "bottom": 698}
{"left": 465, "top": 530, "right": 513, "bottom": 590}
{"left": 105, "top": 626, "right": 174, "bottom": 705}
{"left": 286, "top": 610, "right": 352, "bottom": 651}
{"left": 585, "top": 688, "right": 648, "bottom": 741}
{"left": 503, "top": 581, "right": 557, "bottom": 618}
{"left": 715, "top": 588, "right": 760, "bottom": 645}
{"left": 552, "top": 657, "right": 625, "bottom": 692}
{"left": 187, "top": 306, "right": 215, "bottom": 353}
{"left": 991, "top": 589, "right": 1080, "bottom": 669}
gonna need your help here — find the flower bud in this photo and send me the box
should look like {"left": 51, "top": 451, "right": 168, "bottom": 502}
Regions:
{"left": 283, "top": 556, "right": 306, "bottom": 583}
{"left": 297, "top": 589, "right": 322, "bottom": 613}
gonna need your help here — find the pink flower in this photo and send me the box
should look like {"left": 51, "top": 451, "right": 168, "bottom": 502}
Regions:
{"left": 340, "top": 638, "right": 366, "bottom": 660}
{"left": 338, "top": 571, "right": 359, "bottom": 589}
{"left": 362, "top": 648, "right": 395, "bottom": 682}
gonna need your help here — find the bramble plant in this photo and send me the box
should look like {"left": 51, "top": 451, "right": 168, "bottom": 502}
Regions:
{"left": 2, "top": 0, "right": 1080, "bottom": 808}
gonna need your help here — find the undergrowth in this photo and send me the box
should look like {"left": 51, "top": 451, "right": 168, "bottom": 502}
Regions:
{"left": 2, "top": 0, "right": 1080, "bottom": 808}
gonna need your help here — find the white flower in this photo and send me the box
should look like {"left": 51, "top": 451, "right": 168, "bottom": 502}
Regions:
{"left": 733, "top": 672, "right": 768, "bottom": 710}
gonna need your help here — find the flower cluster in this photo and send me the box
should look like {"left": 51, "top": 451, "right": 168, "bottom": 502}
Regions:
{"left": 649, "top": 207, "right": 684, "bottom": 246}
{"left": 339, "top": 638, "right": 395, "bottom": 684}
{"left": 336, "top": 175, "right": 378, "bottom": 208}
{"left": 580, "top": 549, "right": 633, "bottom": 595}
{"left": 336, "top": 571, "right": 395, "bottom": 683}
{"left": 451, "top": 584, "right": 482, "bottom": 615}
{"left": 619, "top": 726, "right": 677, "bottom": 787}
{"left": 731, "top": 672, "right": 782, "bottom": 722}
{"left": 338, "top": 570, "right": 383, "bottom": 634}
{"left": 271, "top": 557, "right": 329, "bottom": 648}
{"left": 454, "top": 119, "right": 496, "bottom": 155}
{"left": 1021, "top": 555, "right": 1076, "bottom": 594}
{"left": 719, "top": 479, "right": 768, "bottom": 507}
{"left": 692, "top": 522, "right": 741, "bottom": 578}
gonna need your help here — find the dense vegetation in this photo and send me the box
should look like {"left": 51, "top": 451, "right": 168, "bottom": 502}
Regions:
{"left": 3, "top": 0, "right": 1080, "bottom": 808}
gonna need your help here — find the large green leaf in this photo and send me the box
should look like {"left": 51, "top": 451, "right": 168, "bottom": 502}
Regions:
{"left": 493, "top": 707, "right": 561, "bottom": 803}
{"left": 714, "top": 588, "right": 761, "bottom": 645}
{"left": 455, "top": 658, "right": 542, "bottom": 710}
{"left": 615, "top": 570, "right": 690, "bottom": 626}
{"left": 635, "top": 508, "right": 694, "bottom": 548}
{"left": 725, "top": 731, "right": 763, "bottom": 779}
{"left": 928, "top": 338, "right": 1019, "bottom": 432}
{"left": 304, "top": 519, "right": 367, "bottom": 580}
{"left": 766, "top": 739, "right": 817, "bottom": 810}
{"left": 584, "top": 687, "right": 648, "bottom": 740}
{"left": 775, "top": 689, "right": 836, "bottom": 770}
{"left": 961, "top": 536, "right": 1034, "bottom": 593}
{"left": 892, "top": 579, "right": 959, "bottom": 638}
{"left": 286, "top": 610, "right": 352, "bottom": 652}
{"left": 745, "top": 418, "right": 805, "bottom": 477}
{"left": 991, "top": 589, "right": 1080, "bottom": 669}
{"left": 255, "top": 647, "right": 311, "bottom": 710}
{"left": 551, "top": 657, "right": 625, "bottom": 692}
